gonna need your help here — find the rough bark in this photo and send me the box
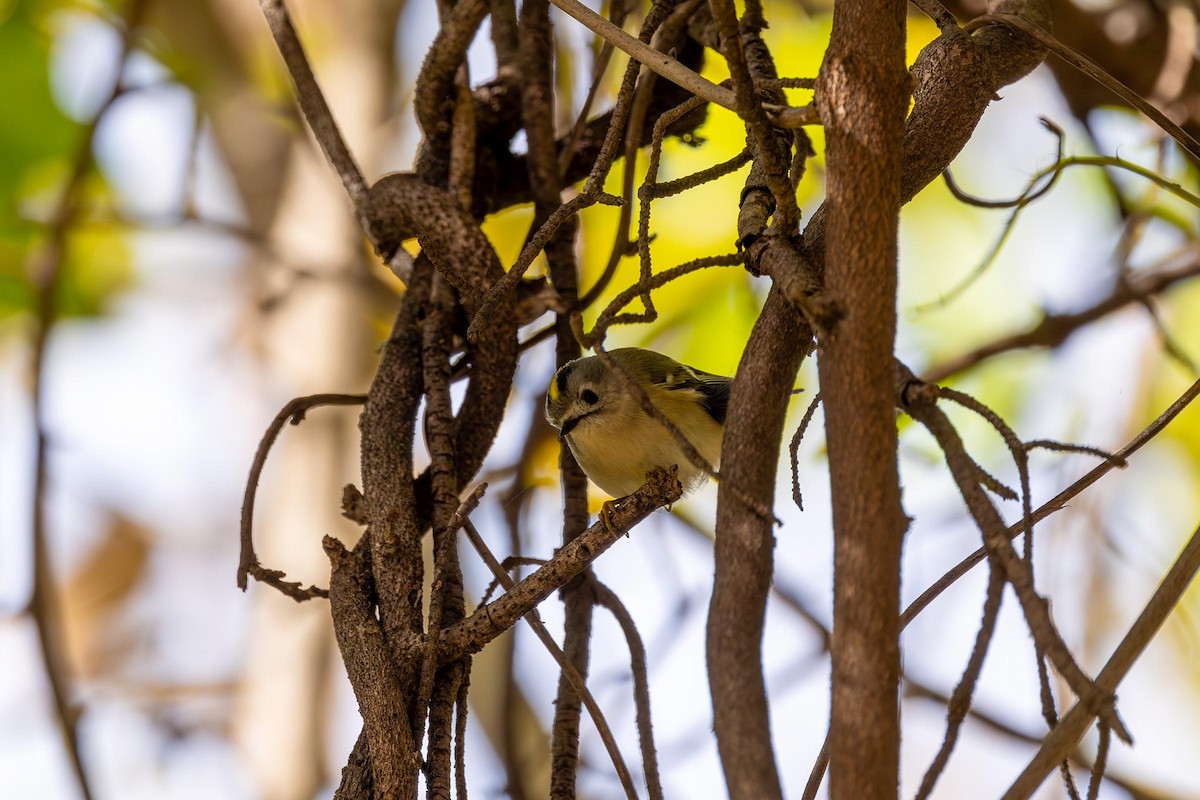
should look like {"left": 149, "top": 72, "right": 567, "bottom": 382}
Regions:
{"left": 815, "top": 3, "right": 910, "bottom": 798}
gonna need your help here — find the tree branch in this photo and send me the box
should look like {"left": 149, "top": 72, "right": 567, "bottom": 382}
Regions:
{"left": 902, "top": 375, "right": 1200, "bottom": 627}
{"left": 815, "top": 5, "right": 910, "bottom": 799}
{"left": 926, "top": 259, "right": 1200, "bottom": 382}
{"left": 238, "top": 393, "right": 367, "bottom": 597}
{"left": 439, "top": 467, "right": 682, "bottom": 660}
{"left": 459, "top": 521, "right": 652, "bottom": 800}
{"left": 1003, "top": 522, "right": 1200, "bottom": 799}
{"left": 257, "top": 0, "right": 375, "bottom": 241}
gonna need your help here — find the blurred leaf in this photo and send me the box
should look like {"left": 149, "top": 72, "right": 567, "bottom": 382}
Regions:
{"left": 62, "top": 512, "right": 151, "bottom": 678}
{"left": 0, "top": 1, "right": 77, "bottom": 317}
{"left": 0, "top": 2, "right": 80, "bottom": 192}
{"left": 58, "top": 218, "right": 133, "bottom": 315}
{"left": 1157, "top": 279, "right": 1200, "bottom": 465}
{"left": 0, "top": 0, "right": 132, "bottom": 320}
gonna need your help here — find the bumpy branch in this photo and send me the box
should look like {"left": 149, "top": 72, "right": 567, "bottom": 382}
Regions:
{"left": 438, "top": 467, "right": 684, "bottom": 660}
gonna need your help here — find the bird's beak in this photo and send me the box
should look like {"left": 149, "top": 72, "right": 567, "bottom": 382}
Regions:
{"left": 559, "top": 410, "right": 595, "bottom": 440}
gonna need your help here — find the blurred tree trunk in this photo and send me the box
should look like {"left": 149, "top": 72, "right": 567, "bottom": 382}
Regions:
{"left": 154, "top": 2, "right": 404, "bottom": 797}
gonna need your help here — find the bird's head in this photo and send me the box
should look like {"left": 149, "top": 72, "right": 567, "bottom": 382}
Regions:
{"left": 544, "top": 355, "right": 621, "bottom": 440}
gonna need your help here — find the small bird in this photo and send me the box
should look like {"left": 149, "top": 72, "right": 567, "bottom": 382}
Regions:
{"left": 544, "top": 347, "right": 731, "bottom": 497}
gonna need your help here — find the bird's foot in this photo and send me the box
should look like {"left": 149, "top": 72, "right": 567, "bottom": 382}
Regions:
{"left": 600, "top": 498, "right": 626, "bottom": 536}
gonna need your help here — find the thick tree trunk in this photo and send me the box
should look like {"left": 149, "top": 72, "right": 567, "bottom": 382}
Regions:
{"left": 815, "top": 2, "right": 910, "bottom": 798}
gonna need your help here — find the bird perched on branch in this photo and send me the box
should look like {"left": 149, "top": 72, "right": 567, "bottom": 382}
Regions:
{"left": 545, "top": 347, "right": 731, "bottom": 498}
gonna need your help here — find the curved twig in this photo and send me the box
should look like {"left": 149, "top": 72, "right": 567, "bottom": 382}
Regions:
{"left": 966, "top": 13, "right": 1200, "bottom": 160}
{"left": 789, "top": 393, "right": 822, "bottom": 512}
{"left": 901, "top": 376, "right": 1200, "bottom": 627}
{"left": 592, "top": 580, "right": 665, "bottom": 800}
{"left": 237, "top": 393, "right": 366, "bottom": 597}
{"left": 941, "top": 117, "right": 1066, "bottom": 210}
{"left": 258, "top": 0, "right": 374, "bottom": 243}
{"left": 1004, "top": 522, "right": 1200, "bottom": 798}
{"left": 924, "top": 148, "right": 1200, "bottom": 312}
{"left": 586, "top": 254, "right": 742, "bottom": 343}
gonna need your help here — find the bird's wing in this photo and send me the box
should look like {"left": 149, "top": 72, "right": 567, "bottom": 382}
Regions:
{"left": 647, "top": 362, "right": 732, "bottom": 425}
{"left": 692, "top": 375, "right": 731, "bottom": 424}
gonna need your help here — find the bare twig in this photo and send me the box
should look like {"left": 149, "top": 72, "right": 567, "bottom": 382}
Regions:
{"left": 592, "top": 580, "right": 665, "bottom": 800}
{"left": 925, "top": 259, "right": 1200, "bottom": 382}
{"left": 586, "top": 254, "right": 742, "bottom": 342}
{"left": 902, "top": 376, "right": 1200, "bottom": 627}
{"left": 257, "top": 0, "right": 375, "bottom": 242}
{"left": 1086, "top": 725, "right": 1111, "bottom": 800}
{"left": 941, "top": 117, "right": 1066, "bottom": 210}
{"left": 966, "top": 13, "right": 1200, "bottom": 160}
{"left": 238, "top": 393, "right": 367, "bottom": 597}
{"left": 925, "top": 151, "right": 1200, "bottom": 312}
{"left": 25, "top": 6, "right": 150, "bottom": 798}
{"left": 459, "top": 520, "right": 646, "bottom": 800}
{"left": 914, "top": 564, "right": 1006, "bottom": 799}
{"left": 788, "top": 393, "right": 822, "bottom": 512}
{"left": 1003, "top": 522, "right": 1200, "bottom": 799}
{"left": 549, "top": 0, "right": 738, "bottom": 111}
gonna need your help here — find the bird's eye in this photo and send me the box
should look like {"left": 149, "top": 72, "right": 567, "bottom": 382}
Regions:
{"left": 581, "top": 389, "right": 599, "bottom": 405}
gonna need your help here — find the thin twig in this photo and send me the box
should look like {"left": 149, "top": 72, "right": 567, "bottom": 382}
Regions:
{"left": 1003, "top": 522, "right": 1200, "bottom": 799}
{"left": 925, "top": 149, "right": 1200, "bottom": 313}
{"left": 257, "top": 0, "right": 375, "bottom": 244}
{"left": 26, "top": 6, "right": 150, "bottom": 798}
{"left": 592, "top": 580, "right": 665, "bottom": 800}
{"left": 789, "top": 393, "right": 822, "bottom": 511}
{"left": 549, "top": 0, "right": 737, "bottom": 112}
{"left": 914, "top": 564, "right": 1006, "bottom": 799}
{"left": 942, "top": 117, "right": 1066, "bottom": 210}
{"left": 238, "top": 393, "right": 367, "bottom": 597}
{"left": 902, "top": 376, "right": 1200, "bottom": 627}
{"left": 1086, "top": 725, "right": 1111, "bottom": 800}
{"left": 966, "top": 13, "right": 1200, "bottom": 160}
{"left": 925, "top": 259, "right": 1200, "bottom": 382}
{"left": 800, "top": 739, "right": 830, "bottom": 800}
{"left": 587, "top": 254, "right": 742, "bottom": 342}
{"left": 460, "top": 521, "right": 641, "bottom": 800}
